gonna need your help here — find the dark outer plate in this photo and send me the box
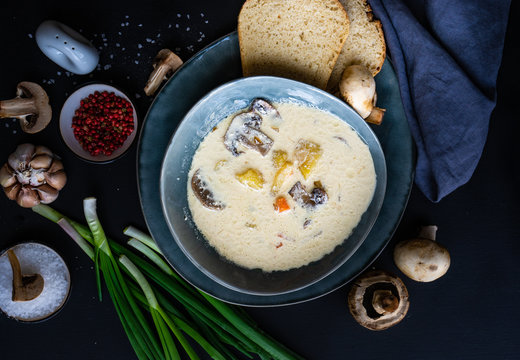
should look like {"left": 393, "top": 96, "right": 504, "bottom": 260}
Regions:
{"left": 137, "top": 32, "right": 415, "bottom": 307}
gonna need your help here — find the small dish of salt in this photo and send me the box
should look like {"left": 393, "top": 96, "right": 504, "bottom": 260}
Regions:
{"left": 0, "top": 242, "right": 71, "bottom": 322}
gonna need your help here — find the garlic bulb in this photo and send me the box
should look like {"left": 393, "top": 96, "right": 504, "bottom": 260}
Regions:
{"left": 1, "top": 143, "right": 67, "bottom": 207}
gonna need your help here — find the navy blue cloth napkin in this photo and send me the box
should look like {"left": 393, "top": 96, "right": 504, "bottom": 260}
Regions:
{"left": 368, "top": 0, "right": 510, "bottom": 202}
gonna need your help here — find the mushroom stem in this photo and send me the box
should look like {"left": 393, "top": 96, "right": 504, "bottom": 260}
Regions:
{"left": 418, "top": 225, "right": 438, "bottom": 241}
{"left": 0, "top": 82, "right": 52, "bottom": 133}
{"left": 0, "top": 98, "right": 38, "bottom": 118}
{"left": 7, "top": 250, "right": 44, "bottom": 301}
{"left": 372, "top": 289, "right": 399, "bottom": 315}
{"left": 144, "top": 49, "right": 183, "bottom": 96}
{"left": 365, "top": 107, "right": 385, "bottom": 125}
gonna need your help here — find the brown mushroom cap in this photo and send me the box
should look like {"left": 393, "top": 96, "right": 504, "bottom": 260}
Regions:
{"left": 0, "top": 82, "right": 52, "bottom": 134}
{"left": 348, "top": 270, "right": 409, "bottom": 331}
{"left": 191, "top": 169, "right": 225, "bottom": 210}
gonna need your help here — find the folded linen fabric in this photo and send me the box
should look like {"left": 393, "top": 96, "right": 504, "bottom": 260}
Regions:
{"left": 368, "top": 0, "right": 510, "bottom": 201}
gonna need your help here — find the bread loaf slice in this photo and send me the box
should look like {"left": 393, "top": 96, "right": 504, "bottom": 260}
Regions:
{"left": 327, "top": 0, "right": 386, "bottom": 92}
{"left": 238, "top": 0, "right": 350, "bottom": 90}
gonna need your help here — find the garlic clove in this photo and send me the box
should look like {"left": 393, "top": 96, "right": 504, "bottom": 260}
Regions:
{"left": 48, "top": 159, "right": 64, "bottom": 173}
{"left": 0, "top": 163, "right": 17, "bottom": 188}
{"left": 8, "top": 143, "right": 35, "bottom": 171}
{"left": 34, "top": 184, "right": 59, "bottom": 204}
{"left": 4, "top": 183, "right": 21, "bottom": 200}
{"left": 44, "top": 170, "right": 67, "bottom": 190}
{"left": 34, "top": 145, "right": 53, "bottom": 157}
{"left": 16, "top": 187, "right": 40, "bottom": 208}
{"left": 29, "top": 154, "right": 54, "bottom": 169}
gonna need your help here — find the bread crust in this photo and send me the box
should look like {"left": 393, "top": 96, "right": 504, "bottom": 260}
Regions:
{"left": 327, "top": 0, "right": 386, "bottom": 92}
{"left": 238, "top": 0, "right": 350, "bottom": 90}
{"left": 364, "top": 0, "right": 386, "bottom": 75}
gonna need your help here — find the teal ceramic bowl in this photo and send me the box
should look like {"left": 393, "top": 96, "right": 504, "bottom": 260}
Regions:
{"left": 138, "top": 31, "right": 414, "bottom": 306}
{"left": 160, "top": 76, "right": 387, "bottom": 296}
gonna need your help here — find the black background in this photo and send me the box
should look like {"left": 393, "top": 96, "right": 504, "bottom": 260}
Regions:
{"left": 0, "top": 1, "right": 518, "bottom": 359}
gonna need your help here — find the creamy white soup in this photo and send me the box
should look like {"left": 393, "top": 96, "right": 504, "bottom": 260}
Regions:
{"left": 187, "top": 100, "right": 376, "bottom": 272}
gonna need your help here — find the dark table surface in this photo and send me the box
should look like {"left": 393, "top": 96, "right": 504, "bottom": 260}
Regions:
{"left": 1, "top": 1, "right": 518, "bottom": 359}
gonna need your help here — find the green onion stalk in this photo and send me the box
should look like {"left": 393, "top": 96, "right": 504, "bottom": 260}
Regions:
{"left": 33, "top": 200, "right": 303, "bottom": 360}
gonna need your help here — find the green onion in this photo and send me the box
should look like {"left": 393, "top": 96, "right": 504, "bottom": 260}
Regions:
{"left": 119, "top": 255, "right": 181, "bottom": 360}
{"left": 127, "top": 238, "right": 175, "bottom": 276}
{"left": 124, "top": 225, "right": 161, "bottom": 253}
{"left": 32, "top": 202, "right": 303, "bottom": 360}
{"left": 57, "top": 218, "right": 94, "bottom": 260}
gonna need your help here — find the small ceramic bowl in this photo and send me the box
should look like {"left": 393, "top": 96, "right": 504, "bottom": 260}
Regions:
{"left": 0, "top": 242, "right": 71, "bottom": 323}
{"left": 59, "top": 83, "right": 138, "bottom": 163}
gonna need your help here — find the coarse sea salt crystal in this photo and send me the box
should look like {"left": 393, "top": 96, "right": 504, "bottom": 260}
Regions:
{"left": 0, "top": 243, "right": 70, "bottom": 322}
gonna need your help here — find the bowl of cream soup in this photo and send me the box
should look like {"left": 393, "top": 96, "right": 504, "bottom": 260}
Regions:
{"left": 160, "top": 76, "right": 386, "bottom": 296}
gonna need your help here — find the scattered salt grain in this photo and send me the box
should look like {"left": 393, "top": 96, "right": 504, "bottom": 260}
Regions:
{"left": 5, "top": 123, "right": 9, "bottom": 128}
{"left": 186, "top": 27, "right": 191, "bottom": 31}
{"left": 175, "top": 24, "right": 179, "bottom": 29}
{"left": 28, "top": 33, "right": 33, "bottom": 39}
{"left": 0, "top": 243, "right": 70, "bottom": 322}
{"left": 12, "top": 130, "right": 17, "bottom": 134}
{"left": 135, "top": 93, "right": 141, "bottom": 99}
{"left": 135, "top": 60, "right": 139, "bottom": 64}
{"left": 138, "top": 24, "right": 143, "bottom": 27}
{"left": 103, "top": 64, "right": 111, "bottom": 70}
{"left": 177, "top": 13, "right": 181, "bottom": 18}
{"left": 57, "top": 71, "right": 62, "bottom": 76}
{"left": 138, "top": 44, "right": 143, "bottom": 49}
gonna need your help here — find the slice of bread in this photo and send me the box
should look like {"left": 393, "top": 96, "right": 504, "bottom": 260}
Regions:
{"left": 327, "top": 0, "right": 386, "bottom": 92}
{"left": 238, "top": 0, "right": 350, "bottom": 90}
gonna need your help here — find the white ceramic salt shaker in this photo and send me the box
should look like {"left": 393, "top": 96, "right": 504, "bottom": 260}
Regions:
{"left": 35, "top": 20, "right": 99, "bottom": 75}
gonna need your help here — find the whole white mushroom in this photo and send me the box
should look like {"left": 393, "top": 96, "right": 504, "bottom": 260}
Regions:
{"left": 393, "top": 225, "right": 450, "bottom": 282}
{"left": 339, "top": 65, "right": 385, "bottom": 125}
